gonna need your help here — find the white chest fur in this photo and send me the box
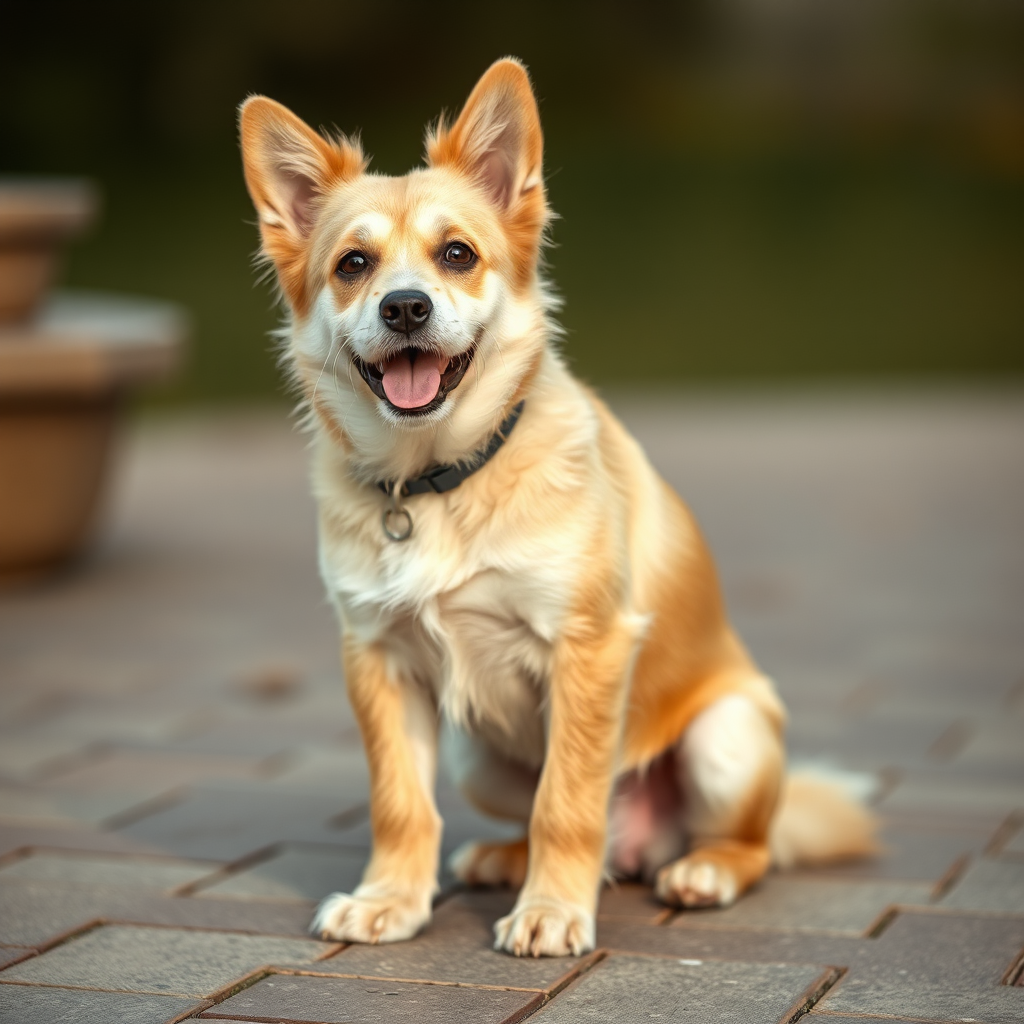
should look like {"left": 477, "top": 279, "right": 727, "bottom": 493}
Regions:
{"left": 319, "top": 490, "right": 567, "bottom": 770}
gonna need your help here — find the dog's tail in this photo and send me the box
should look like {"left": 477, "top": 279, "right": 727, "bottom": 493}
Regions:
{"left": 769, "top": 769, "right": 880, "bottom": 869}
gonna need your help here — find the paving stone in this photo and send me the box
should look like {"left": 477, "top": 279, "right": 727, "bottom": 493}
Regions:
{"left": 38, "top": 747, "right": 270, "bottom": 799}
{"left": 669, "top": 876, "right": 932, "bottom": 934}
{"left": 597, "top": 882, "right": 670, "bottom": 922}
{"left": 805, "top": 1017, "right": 940, "bottom": 1022}
{"left": 1, "top": 924, "right": 335, "bottom": 997}
{"left": 436, "top": 881, "right": 669, "bottom": 926}
{"left": 952, "top": 720, "right": 1024, "bottom": 772}
{"left": 527, "top": 954, "right": 831, "bottom": 1023}
{"left": 193, "top": 843, "right": 367, "bottom": 901}
{"left": 0, "top": 735, "right": 98, "bottom": 782}
{"left": 3, "top": 396, "right": 1024, "bottom": 1017}
{"left": 261, "top": 744, "right": 370, "bottom": 793}
{"left": 0, "top": 877, "right": 129, "bottom": 947}
{"left": 939, "top": 857, "right": 1024, "bottom": 913}
{"left": 0, "top": 877, "right": 314, "bottom": 947}
{"left": 316, "top": 889, "right": 583, "bottom": 991}
{"left": 206, "top": 973, "right": 544, "bottom": 1023}
{"left": 815, "top": 910, "right": 1024, "bottom": 1023}
{"left": 597, "top": 919, "right": 869, "bottom": 967}
{"left": 113, "top": 782, "right": 366, "bottom": 860}
{"left": 0, "top": 850, "right": 215, "bottom": 890}
{"left": 787, "top": 713, "right": 952, "bottom": 770}
{"left": 434, "top": 783, "right": 528, "bottom": 856}
{"left": 806, "top": 818, "right": 992, "bottom": 883}
{"left": 878, "top": 803, "right": 1012, "bottom": 837}
{"left": 878, "top": 767, "right": 1024, "bottom": 821}
{"left": 0, "top": 984, "right": 205, "bottom": 1024}
{"left": 332, "top": 782, "right": 525, "bottom": 864}
{"left": 0, "top": 820, "right": 164, "bottom": 859}
{"left": 0, "top": 779, "right": 154, "bottom": 828}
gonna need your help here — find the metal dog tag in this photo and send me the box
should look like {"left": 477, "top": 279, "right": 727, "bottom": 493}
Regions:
{"left": 382, "top": 505, "right": 413, "bottom": 542}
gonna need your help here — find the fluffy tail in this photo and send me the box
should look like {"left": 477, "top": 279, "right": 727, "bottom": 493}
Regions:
{"left": 769, "top": 770, "right": 880, "bottom": 869}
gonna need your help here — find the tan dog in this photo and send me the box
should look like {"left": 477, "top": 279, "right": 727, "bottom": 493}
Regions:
{"left": 239, "top": 58, "right": 875, "bottom": 958}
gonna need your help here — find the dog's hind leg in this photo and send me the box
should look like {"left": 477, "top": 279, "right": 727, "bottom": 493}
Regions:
{"left": 442, "top": 724, "right": 537, "bottom": 888}
{"left": 654, "top": 689, "right": 784, "bottom": 909}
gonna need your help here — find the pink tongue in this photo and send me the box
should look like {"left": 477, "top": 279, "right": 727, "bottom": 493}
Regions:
{"left": 381, "top": 351, "right": 447, "bottom": 409}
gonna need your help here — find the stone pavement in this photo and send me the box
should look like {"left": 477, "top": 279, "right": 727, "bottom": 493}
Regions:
{"left": 1, "top": 387, "right": 1022, "bottom": 1023}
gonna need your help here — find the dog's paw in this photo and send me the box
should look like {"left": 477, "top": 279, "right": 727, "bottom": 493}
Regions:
{"left": 494, "top": 896, "right": 594, "bottom": 957}
{"left": 655, "top": 855, "right": 739, "bottom": 908}
{"left": 310, "top": 886, "right": 431, "bottom": 944}
{"left": 450, "top": 838, "right": 528, "bottom": 888}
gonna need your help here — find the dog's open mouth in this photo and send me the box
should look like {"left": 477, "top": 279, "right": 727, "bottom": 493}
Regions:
{"left": 353, "top": 343, "right": 476, "bottom": 416}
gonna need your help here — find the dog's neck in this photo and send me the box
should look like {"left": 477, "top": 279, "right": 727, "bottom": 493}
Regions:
{"left": 296, "top": 315, "right": 554, "bottom": 488}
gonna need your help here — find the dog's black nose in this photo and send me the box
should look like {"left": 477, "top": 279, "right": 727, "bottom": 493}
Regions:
{"left": 379, "top": 290, "right": 432, "bottom": 334}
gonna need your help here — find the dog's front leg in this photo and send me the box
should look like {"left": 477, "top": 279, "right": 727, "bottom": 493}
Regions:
{"left": 494, "top": 616, "right": 635, "bottom": 957}
{"left": 313, "top": 639, "right": 441, "bottom": 944}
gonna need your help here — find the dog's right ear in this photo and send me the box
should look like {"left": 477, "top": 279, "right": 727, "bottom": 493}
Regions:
{"left": 239, "top": 96, "right": 364, "bottom": 312}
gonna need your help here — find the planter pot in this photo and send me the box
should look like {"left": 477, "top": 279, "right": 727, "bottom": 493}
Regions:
{"left": 0, "top": 290, "right": 185, "bottom": 583}
{"left": 0, "top": 178, "right": 97, "bottom": 323}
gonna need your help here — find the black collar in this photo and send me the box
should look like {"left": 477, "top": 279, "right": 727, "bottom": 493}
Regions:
{"left": 377, "top": 401, "right": 525, "bottom": 498}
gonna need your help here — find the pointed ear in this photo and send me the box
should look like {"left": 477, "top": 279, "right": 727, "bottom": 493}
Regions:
{"left": 426, "top": 58, "right": 544, "bottom": 211}
{"left": 239, "top": 96, "right": 364, "bottom": 310}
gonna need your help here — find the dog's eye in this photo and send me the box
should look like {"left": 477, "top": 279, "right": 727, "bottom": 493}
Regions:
{"left": 443, "top": 243, "right": 476, "bottom": 267}
{"left": 337, "top": 251, "right": 369, "bottom": 276}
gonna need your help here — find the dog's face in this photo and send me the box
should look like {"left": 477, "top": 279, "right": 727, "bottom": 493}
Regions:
{"left": 240, "top": 60, "right": 550, "bottom": 460}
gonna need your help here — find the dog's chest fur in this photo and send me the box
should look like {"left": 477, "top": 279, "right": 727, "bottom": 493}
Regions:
{"left": 313, "top": 395, "right": 604, "bottom": 768}
{"left": 328, "top": 532, "right": 561, "bottom": 768}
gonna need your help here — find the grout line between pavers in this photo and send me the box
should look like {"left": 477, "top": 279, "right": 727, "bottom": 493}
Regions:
{"left": 781, "top": 966, "right": 844, "bottom": 1023}
{"left": 31, "top": 741, "right": 112, "bottom": 783}
{"left": 501, "top": 990, "right": 547, "bottom": 1024}
{"left": 930, "top": 853, "right": 970, "bottom": 900}
{"left": 925, "top": 719, "right": 973, "bottom": 761}
{"left": 0, "top": 844, "right": 225, "bottom": 872}
{"left": 659, "top": 922, "right": 877, "bottom": 938}
{"left": 183, "top": 891, "right": 317, "bottom": 907}
{"left": 984, "top": 809, "right": 1024, "bottom": 857}
{"left": 266, "top": 967, "right": 550, "bottom": 993}
{"left": 169, "top": 998, "right": 214, "bottom": 1022}
{"left": 326, "top": 802, "right": 370, "bottom": 831}
{"left": 201, "top": 1015, "right": 327, "bottom": 1023}
{"left": 99, "top": 785, "right": 190, "bottom": 830}
{"left": 0, "top": 978, "right": 200, "bottom": 997}
{"left": 545, "top": 947, "right": 606, "bottom": 997}
{"left": 203, "top": 965, "right": 274, "bottom": 1005}
{"left": 0, "top": 948, "right": 36, "bottom": 969}
{"left": 808, "top": 1011, "right": 961, "bottom": 1023}
{"left": 0, "top": 847, "right": 35, "bottom": 871}
{"left": 1000, "top": 944, "right": 1024, "bottom": 987}
{"left": 24, "top": 917, "right": 107, "bottom": 955}
{"left": 171, "top": 842, "right": 287, "bottom": 897}
{"left": 90, "top": 917, "right": 337, "bottom": 944}
{"left": 862, "top": 906, "right": 899, "bottom": 938}
{"left": 598, "top": 947, "right": 850, "bottom": 970}
{"left": 872, "top": 902, "right": 1024, "bottom": 922}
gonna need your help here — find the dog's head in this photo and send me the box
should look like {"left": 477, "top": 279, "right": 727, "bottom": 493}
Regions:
{"left": 240, "top": 59, "right": 552, "bottom": 471}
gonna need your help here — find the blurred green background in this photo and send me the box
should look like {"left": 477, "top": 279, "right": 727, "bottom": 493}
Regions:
{"left": 3, "top": 0, "right": 1022, "bottom": 402}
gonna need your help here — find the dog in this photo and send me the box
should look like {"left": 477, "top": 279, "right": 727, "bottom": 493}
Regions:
{"left": 239, "top": 57, "right": 876, "bottom": 958}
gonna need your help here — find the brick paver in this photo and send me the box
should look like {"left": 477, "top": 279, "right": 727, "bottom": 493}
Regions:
{"left": 1, "top": 390, "right": 1022, "bottom": 1022}
{"left": 525, "top": 956, "right": 833, "bottom": 1023}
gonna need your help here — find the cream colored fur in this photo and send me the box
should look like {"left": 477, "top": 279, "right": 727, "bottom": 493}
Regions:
{"left": 239, "top": 58, "right": 877, "bottom": 959}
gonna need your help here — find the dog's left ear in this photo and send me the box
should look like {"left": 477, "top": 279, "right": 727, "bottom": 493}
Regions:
{"left": 427, "top": 58, "right": 544, "bottom": 213}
